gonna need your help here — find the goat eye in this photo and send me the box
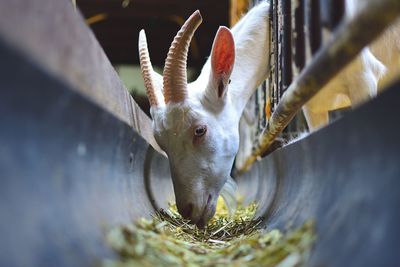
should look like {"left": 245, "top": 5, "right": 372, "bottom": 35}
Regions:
{"left": 194, "top": 125, "right": 207, "bottom": 137}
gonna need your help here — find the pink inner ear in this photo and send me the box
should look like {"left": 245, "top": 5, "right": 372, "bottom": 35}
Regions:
{"left": 211, "top": 27, "right": 235, "bottom": 76}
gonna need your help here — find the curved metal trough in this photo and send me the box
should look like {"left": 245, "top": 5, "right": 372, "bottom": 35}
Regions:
{"left": 1, "top": 36, "right": 400, "bottom": 266}
{"left": 1, "top": 0, "right": 400, "bottom": 265}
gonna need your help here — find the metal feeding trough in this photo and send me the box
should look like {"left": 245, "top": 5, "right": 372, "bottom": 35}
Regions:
{"left": 1, "top": 0, "right": 400, "bottom": 266}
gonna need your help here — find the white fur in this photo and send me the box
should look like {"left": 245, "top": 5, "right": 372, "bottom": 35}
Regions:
{"left": 236, "top": 94, "right": 258, "bottom": 170}
{"left": 303, "top": 0, "right": 399, "bottom": 131}
{"left": 371, "top": 18, "right": 400, "bottom": 90}
{"left": 149, "top": 1, "right": 271, "bottom": 226}
{"left": 194, "top": 1, "right": 270, "bottom": 115}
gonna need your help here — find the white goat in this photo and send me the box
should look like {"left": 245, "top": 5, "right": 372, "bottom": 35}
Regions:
{"left": 303, "top": 0, "right": 400, "bottom": 131}
{"left": 370, "top": 19, "right": 400, "bottom": 91}
{"left": 138, "top": 2, "right": 270, "bottom": 227}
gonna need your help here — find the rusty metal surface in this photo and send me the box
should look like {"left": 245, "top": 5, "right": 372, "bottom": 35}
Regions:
{"left": 238, "top": 0, "right": 400, "bottom": 173}
{"left": 0, "top": 0, "right": 162, "bottom": 154}
{"left": 272, "top": 0, "right": 281, "bottom": 104}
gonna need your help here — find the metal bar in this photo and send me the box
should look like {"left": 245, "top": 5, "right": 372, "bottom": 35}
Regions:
{"left": 273, "top": 0, "right": 279, "bottom": 107}
{"left": 277, "top": 1, "right": 284, "bottom": 99}
{"left": 236, "top": 0, "right": 400, "bottom": 173}
{"left": 292, "top": 0, "right": 305, "bottom": 74}
{"left": 261, "top": 82, "right": 267, "bottom": 127}
{"left": 331, "top": 0, "right": 345, "bottom": 29}
{"left": 308, "top": 0, "right": 322, "bottom": 55}
{"left": 281, "top": 0, "right": 292, "bottom": 92}
{"left": 267, "top": 3, "right": 274, "bottom": 117}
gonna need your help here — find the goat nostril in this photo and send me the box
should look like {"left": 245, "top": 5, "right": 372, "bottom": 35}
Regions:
{"left": 207, "top": 194, "right": 212, "bottom": 205}
{"left": 181, "top": 203, "right": 193, "bottom": 219}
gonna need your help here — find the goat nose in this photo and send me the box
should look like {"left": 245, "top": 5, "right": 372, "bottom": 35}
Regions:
{"left": 180, "top": 202, "right": 193, "bottom": 219}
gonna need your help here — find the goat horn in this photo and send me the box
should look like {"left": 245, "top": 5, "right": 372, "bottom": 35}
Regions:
{"left": 139, "top": 29, "right": 163, "bottom": 107}
{"left": 163, "top": 10, "right": 202, "bottom": 103}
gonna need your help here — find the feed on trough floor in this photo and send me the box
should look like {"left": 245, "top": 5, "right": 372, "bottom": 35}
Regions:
{"left": 103, "top": 198, "right": 315, "bottom": 267}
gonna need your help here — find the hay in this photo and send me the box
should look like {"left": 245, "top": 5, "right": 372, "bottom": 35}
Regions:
{"left": 103, "top": 198, "right": 315, "bottom": 267}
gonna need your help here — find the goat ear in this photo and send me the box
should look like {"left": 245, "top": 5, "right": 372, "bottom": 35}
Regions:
{"left": 206, "top": 26, "right": 235, "bottom": 100}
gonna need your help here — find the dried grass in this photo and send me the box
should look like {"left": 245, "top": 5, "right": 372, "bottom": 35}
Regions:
{"left": 103, "top": 198, "right": 315, "bottom": 267}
